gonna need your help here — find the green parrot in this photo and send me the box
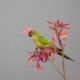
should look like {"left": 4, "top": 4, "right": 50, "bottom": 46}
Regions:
{"left": 24, "top": 28, "right": 75, "bottom": 62}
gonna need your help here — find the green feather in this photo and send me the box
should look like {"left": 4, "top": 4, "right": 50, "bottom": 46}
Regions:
{"left": 38, "top": 35, "right": 51, "bottom": 45}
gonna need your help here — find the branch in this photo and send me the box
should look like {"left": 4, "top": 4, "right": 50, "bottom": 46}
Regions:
{"left": 57, "top": 33, "right": 67, "bottom": 80}
{"left": 48, "top": 56, "right": 64, "bottom": 77}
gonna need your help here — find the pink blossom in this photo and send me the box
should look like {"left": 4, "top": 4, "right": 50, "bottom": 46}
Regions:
{"left": 28, "top": 55, "right": 36, "bottom": 64}
{"left": 52, "top": 32, "right": 68, "bottom": 42}
{"left": 44, "top": 47, "right": 52, "bottom": 54}
{"left": 27, "top": 47, "right": 56, "bottom": 71}
{"left": 60, "top": 32, "right": 68, "bottom": 40}
{"left": 38, "top": 52, "right": 48, "bottom": 62}
{"left": 54, "top": 20, "right": 69, "bottom": 29}
{"left": 47, "top": 20, "right": 70, "bottom": 30}
{"left": 38, "top": 54, "right": 46, "bottom": 62}
{"left": 48, "top": 20, "right": 69, "bottom": 42}
{"left": 35, "top": 62, "right": 42, "bottom": 72}
{"left": 23, "top": 27, "right": 32, "bottom": 34}
{"left": 49, "top": 26, "right": 56, "bottom": 30}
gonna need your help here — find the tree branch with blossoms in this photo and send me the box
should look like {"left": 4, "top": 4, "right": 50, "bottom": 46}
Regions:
{"left": 23, "top": 20, "right": 74, "bottom": 80}
{"left": 47, "top": 20, "right": 70, "bottom": 80}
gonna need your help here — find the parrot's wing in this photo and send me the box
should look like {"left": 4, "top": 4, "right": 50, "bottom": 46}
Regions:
{"left": 38, "top": 35, "right": 51, "bottom": 45}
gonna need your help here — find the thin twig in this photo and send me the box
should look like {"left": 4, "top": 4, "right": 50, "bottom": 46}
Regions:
{"left": 62, "top": 51, "right": 67, "bottom": 80}
{"left": 48, "top": 56, "right": 64, "bottom": 77}
{"left": 58, "top": 33, "right": 67, "bottom": 80}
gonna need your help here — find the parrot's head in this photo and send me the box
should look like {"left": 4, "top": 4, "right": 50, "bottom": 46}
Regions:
{"left": 23, "top": 27, "right": 39, "bottom": 37}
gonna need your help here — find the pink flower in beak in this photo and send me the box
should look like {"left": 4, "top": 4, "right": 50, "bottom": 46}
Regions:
{"left": 23, "top": 27, "right": 32, "bottom": 35}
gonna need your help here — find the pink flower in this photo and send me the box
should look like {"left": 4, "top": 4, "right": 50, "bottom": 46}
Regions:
{"left": 27, "top": 47, "right": 56, "bottom": 72}
{"left": 35, "top": 62, "right": 42, "bottom": 72}
{"left": 44, "top": 47, "right": 51, "bottom": 54}
{"left": 48, "top": 20, "right": 69, "bottom": 42}
{"left": 54, "top": 20, "right": 69, "bottom": 29}
{"left": 28, "top": 55, "right": 36, "bottom": 64}
{"left": 23, "top": 27, "right": 32, "bottom": 34}
{"left": 37, "top": 52, "right": 47, "bottom": 62}
{"left": 47, "top": 20, "right": 70, "bottom": 30}
{"left": 60, "top": 32, "right": 68, "bottom": 40}
{"left": 52, "top": 32, "right": 68, "bottom": 42}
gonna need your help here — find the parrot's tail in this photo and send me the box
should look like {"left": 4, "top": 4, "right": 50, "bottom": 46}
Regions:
{"left": 57, "top": 48, "right": 75, "bottom": 62}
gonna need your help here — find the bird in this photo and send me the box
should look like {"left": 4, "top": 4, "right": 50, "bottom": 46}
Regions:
{"left": 23, "top": 27, "right": 75, "bottom": 62}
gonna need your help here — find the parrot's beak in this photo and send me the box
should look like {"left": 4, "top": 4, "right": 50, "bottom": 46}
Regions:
{"left": 28, "top": 31, "right": 32, "bottom": 37}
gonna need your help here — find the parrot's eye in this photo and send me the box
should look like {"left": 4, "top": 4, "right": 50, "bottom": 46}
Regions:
{"left": 28, "top": 31, "right": 32, "bottom": 37}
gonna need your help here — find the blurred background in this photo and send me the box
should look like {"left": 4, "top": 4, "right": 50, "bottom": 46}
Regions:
{"left": 0, "top": 0, "right": 80, "bottom": 80}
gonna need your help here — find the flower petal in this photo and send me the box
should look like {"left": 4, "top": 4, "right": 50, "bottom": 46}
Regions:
{"left": 60, "top": 32, "right": 68, "bottom": 40}
{"left": 35, "top": 63, "right": 42, "bottom": 72}
{"left": 23, "top": 27, "right": 32, "bottom": 34}
{"left": 52, "top": 33, "right": 57, "bottom": 43}
{"left": 37, "top": 52, "right": 47, "bottom": 62}
{"left": 48, "top": 26, "right": 55, "bottom": 30}
{"left": 28, "top": 56, "right": 36, "bottom": 64}
{"left": 44, "top": 48, "right": 51, "bottom": 54}
{"left": 47, "top": 20, "right": 53, "bottom": 24}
